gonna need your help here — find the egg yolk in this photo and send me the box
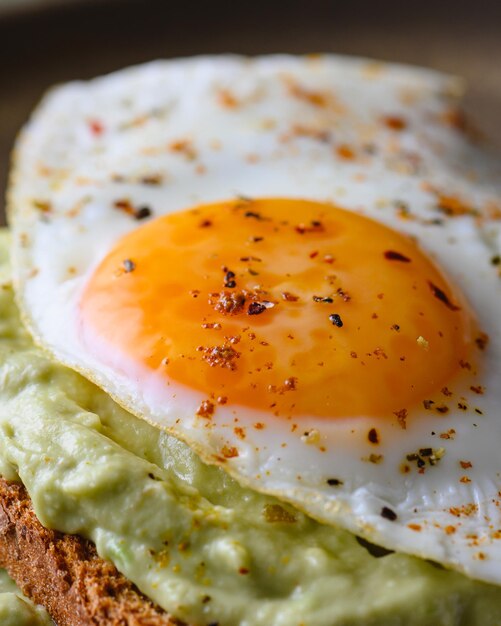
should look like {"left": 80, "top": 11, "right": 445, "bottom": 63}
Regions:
{"left": 81, "top": 198, "right": 474, "bottom": 419}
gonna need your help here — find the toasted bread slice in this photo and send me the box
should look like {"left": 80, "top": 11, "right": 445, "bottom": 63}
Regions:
{"left": 0, "top": 478, "right": 180, "bottom": 626}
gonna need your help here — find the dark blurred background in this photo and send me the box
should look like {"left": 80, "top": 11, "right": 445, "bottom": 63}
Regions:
{"left": 0, "top": 0, "right": 500, "bottom": 221}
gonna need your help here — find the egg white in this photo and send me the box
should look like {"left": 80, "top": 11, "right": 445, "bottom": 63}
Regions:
{"left": 9, "top": 55, "right": 501, "bottom": 584}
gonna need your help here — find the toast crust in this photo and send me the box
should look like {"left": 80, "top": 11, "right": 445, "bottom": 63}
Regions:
{"left": 0, "top": 478, "right": 181, "bottom": 626}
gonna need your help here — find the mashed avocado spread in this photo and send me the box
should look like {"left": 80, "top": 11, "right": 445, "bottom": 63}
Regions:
{"left": 0, "top": 230, "right": 500, "bottom": 626}
{"left": 0, "top": 568, "right": 53, "bottom": 626}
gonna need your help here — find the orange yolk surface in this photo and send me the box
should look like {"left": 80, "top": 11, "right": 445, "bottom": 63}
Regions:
{"left": 81, "top": 198, "right": 474, "bottom": 419}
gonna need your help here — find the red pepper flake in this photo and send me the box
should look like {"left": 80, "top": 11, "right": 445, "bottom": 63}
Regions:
{"left": 268, "top": 377, "right": 299, "bottom": 395}
{"left": 441, "top": 107, "right": 469, "bottom": 132}
{"left": 234, "top": 427, "right": 246, "bottom": 440}
{"left": 368, "top": 428, "right": 379, "bottom": 444}
{"left": 281, "top": 291, "right": 299, "bottom": 302}
{"left": 202, "top": 322, "right": 222, "bottom": 330}
{"left": 391, "top": 324, "right": 400, "bottom": 331}
{"left": 428, "top": 281, "right": 460, "bottom": 311}
{"left": 113, "top": 198, "right": 153, "bottom": 220}
{"left": 201, "top": 343, "right": 240, "bottom": 370}
{"left": 408, "top": 523, "right": 422, "bottom": 532}
{"left": 197, "top": 400, "right": 215, "bottom": 419}
{"left": 288, "top": 81, "right": 328, "bottom": 107}
{"left": 382, "top": 115, "right": 407, "bottom": 131}
{"left": 470, "top": 385, "right": 485, "bottom": 395}
{"left": 459, "top": 359, "right": 471, "bottom": 370}
{"left": 199, "top": 219, "right": 212, "bottom": 228}
{"left": 254, "top": 422, "right": 265, "bottom": 430}
{"left": 222, "top": 446, "right": 239, "bottom": 459}
{"left": 336, "top": 287, "right": 351, "bottom": 302}
{"left": 248, "top": 302, "right": 266, "bottom": 316}
{"left": 88, "top": 118, "right": 104, "bottom": 136}
{"left": 135, "top": 206, "right": 152, "bottom": 220}
{"left": 394, "top": 408, "right": 408, "bottom": 430}
{"left": 309, "top": 250, "right": 319, "bottom": 259}
{"left": 460, "top": 476, "right": 472, "bottom": 484}
{"left": 244, "top": 210, "right": 263, "bottom": 220}
{"left": 460, "top": 460, "right": 473, "bottom": 469}
{"left": 336, "top": 144, "right": 355, "bottom": 159}
{"left": 373, "top": 347, "right": 388, "bottom": 360}
{"left": 223, "top": 270, "right": 237, "bottom": 289}
{"left": 240, "top": 256, "right": 262, "bottom": 263}
{"left": 381, "top": 506, "right": 398, "bottom": 521}
{"left": 238, "top": 567, "right": 249, "bottom": 575}
{"left": 436, "top": 194, "right": 477, "bottom": 217}
{"left": 33, "top": 199, "right": 52, "bottom": 213}
{"left": 326, "top": 478, "right": 343, "bottom": 486}
{"left": 384, "top": 250, "right": 411, "bottom": 263}
{"left": 169, "top": 139, "right": 197, "bottom": 160}
{"left": 445, "top": 525, "right": 456, "bottom": 534}
{"left": 140, "top": 174, "right": 163, "bottom": 186}
{"left": 475, "top": 332, "right": 489, "bottom": 351}
{"left": 295, "top": 221, "right": 325, "bottom": 234}
{"left": 441, "top": 387, "right": 453, "bottom": 397}
{"left": 313, "top": 295, "right": 334, "bottom": 303}
{"left": 217, "top": 396, "right": 228, "bottom": 405}
{"left": 282, "top": 124, "right": 331, "bottom": 143}
{"left": 440, "top": 429, "right": 456, "bottom": 440}
{"left": 217, "top": 89, "right": 238, "bottom": 108}
{"left": 329, "top": 313, "right": 343, "bottom": 327}
{"left": 212, "top": 291, "right": 246, "bottom": 315}
{"left": 435, "top": 405, "right": 449, "bottom": 414}
{"left": 123, "top": 259, "right": 135, "bottom": 273}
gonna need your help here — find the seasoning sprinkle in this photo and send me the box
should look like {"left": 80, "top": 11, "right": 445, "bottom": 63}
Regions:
{"left": 248, "top": 302, "right": 267, "bottom": 316}
{"left": 123, "top": 259, "right": 135, "bottom": 273}
{"left": 428, "top": 281, "right": 460, "bottom": 311}
{"left": 224, "top": 271, "right": 236, "bottom": 289}
{"left": 381, "top": 506, "right": 398, "bottom": 521}
{"left": 313, "top": 295, "right": 333, "bottom": 303}
{"left": 197, "top": 400, "right": 215, "bottom": 419}
{"left": 326, "top": 478, "right": 343, "bottom": 486}
{"left": 384, "top": 250, "right": 411, "bottom": 262}
{"left": 329, "top": 313, "right": 343, "bottom": 327}
{"left": 394, "top": 408, "right": 408, "bottom": 429}
{"left": 134, "top": 206, "right": 152, "bottom": 220}
{"left": 282, "top": 291, "right": 299, "bottom": 302}
{"left": 368, "top": 428, "right": 379, "bottom": 445}
{"left": 244, "top": 210, "right": 262, "bottom": 219}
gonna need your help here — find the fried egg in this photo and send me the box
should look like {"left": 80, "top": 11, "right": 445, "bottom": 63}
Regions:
{"left": 9, "top": 55, "right": 501, "bottom": 584}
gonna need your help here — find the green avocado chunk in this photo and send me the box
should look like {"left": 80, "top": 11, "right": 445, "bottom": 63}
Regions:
{"left": 0, "top": 568, "right": 53, "bottom": 626}
{"left": 0, "top": 229, "right": 500, "bottom": 625}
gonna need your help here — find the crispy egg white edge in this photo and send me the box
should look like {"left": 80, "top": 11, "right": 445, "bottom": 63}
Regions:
{"left": 7, "top": 54, "right": 501, "bottom": 584}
